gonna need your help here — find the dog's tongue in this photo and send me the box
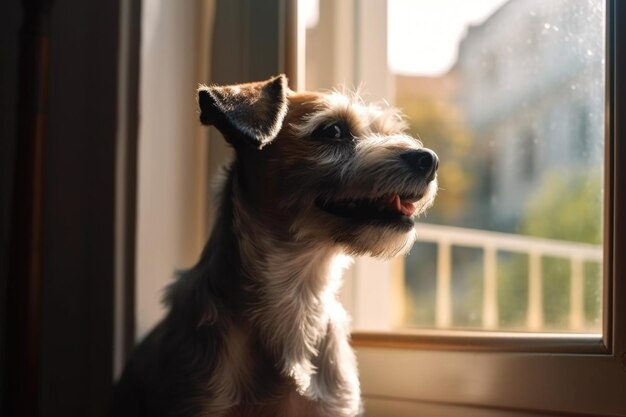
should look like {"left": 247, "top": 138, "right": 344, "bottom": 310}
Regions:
{"left": 385, "top": 194, "right": 417, "bottom": 217}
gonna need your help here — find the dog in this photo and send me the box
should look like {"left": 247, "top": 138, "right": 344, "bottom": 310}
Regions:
{"left": 112, "top": 74, "right": 438, "bottom": 417}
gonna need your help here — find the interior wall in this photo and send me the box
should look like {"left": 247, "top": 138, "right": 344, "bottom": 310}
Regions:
{"left": 205, "top": 0, "right": 285, "bottom": 227}
{"left": 135, "top": 0, "right": 286, "bottom": 341}
{"left": 135, "top": 0, "right": 212, "bottom": 339}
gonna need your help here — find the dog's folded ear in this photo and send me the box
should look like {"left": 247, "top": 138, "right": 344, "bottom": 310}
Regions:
{"left": 197, "top": 75, "right": 289, "bottom": 149}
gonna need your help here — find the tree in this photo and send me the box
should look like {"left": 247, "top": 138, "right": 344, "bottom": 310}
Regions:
{"left": 521, "top": 168, "right": 602, "bottom": 244}
{"left": 496, "top": 168, "right": 603, "bottom": 330}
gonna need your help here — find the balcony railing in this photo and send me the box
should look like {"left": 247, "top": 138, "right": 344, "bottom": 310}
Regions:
{"left": 414, "top": 224, "right": 603, "bottom": 331}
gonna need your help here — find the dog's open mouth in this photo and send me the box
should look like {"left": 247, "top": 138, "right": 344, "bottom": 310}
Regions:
{"left": 315, "top": 193, "right": 421, "bottom": 225}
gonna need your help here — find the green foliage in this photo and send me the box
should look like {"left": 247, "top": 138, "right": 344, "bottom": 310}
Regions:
{"left": 584, "top": 261, "right": 602, "bottom": 327}
{"left": 404, "top": 242, "right": 437, "bottom": 327}
{"left": 496, "top": 169, "right": 603, "bottom": 330}
{"left": 451, "top": 247, "right": 483, "bottom": 328}
{"left": 497, "top": 252, "right": 529, "bottom": 329}
{"left": 541, "top": 257, "right": 571, "bottom": 329}
{"left": 521, "top": 169, "right": 603, "bottom": 244}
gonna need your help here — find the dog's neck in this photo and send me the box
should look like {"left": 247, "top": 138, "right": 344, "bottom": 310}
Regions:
{"left": 229, "top": 168, "right": 351, "bottom": 394}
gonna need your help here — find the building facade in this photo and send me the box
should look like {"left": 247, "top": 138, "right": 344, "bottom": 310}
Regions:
{"left": 455, "top": 0, "right": 604, "bottom": 231}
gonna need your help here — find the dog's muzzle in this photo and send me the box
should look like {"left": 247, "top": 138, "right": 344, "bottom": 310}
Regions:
{"left": 400, "top": 148, "right": 439, "bottom": 183}
{"left": 315, "top": 147, "right": 438, "bottom": 228}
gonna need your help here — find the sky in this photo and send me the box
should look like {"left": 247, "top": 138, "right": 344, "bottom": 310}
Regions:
{"left": 387, "top": 0, "right": 509, "bottom": 76}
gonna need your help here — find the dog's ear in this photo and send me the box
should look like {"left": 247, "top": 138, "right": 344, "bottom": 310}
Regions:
{"left": 197, "top": 75, "right": 288, "bottom": 149}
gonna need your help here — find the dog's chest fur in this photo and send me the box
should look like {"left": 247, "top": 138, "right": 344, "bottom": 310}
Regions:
{"left": 206, "top": 324, "right": 329, "bottom": 417}
{"left": 200, "top": 194, "right": 358, "bottom": 417}
{"left": 224, "top": 392, "right": 325, "bottom": 417}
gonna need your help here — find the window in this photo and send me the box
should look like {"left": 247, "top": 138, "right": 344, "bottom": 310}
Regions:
{"left": 302, "top": 0, "right": 625, "bottom": 415}
{"left": 305, "top": 0, "right": 605, "bottom": 333}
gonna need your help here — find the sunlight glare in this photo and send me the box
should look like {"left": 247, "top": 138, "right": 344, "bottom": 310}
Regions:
{"left": 388, "top": 0, "right": 509, "bottom": 76}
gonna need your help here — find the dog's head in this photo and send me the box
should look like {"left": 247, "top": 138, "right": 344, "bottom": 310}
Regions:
{"left": 198, "top": 75, "right": 438, "bottom": 257}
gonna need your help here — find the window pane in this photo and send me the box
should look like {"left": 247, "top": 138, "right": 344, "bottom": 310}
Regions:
{"left": 303, "top": 0, "right": 605, "bottom": 333}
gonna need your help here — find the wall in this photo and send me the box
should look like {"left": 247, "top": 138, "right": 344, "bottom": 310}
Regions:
{"left": 135, "top": 0, "right": 287, "bottom": 340}
{"left": 135, "top": 0, "right": 213, "bottom": 340}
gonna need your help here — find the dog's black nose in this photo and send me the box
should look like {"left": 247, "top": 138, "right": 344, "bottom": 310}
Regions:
{"left": 400, "top": 149, "right": 439, "bottom": 181}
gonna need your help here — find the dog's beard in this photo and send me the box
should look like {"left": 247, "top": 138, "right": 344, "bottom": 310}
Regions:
{"left": 290, "top": 203, "right": 424, "bottom": 259}
{"left": 342, "top": 225, "right": 418, "bottom": 258}
{"left": 289, "top": 176, "right": 437, "bottom": 258}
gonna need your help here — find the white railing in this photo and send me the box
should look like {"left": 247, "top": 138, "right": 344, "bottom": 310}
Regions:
{"left": 414, "top": 224, "right": 603, "bottom": 331}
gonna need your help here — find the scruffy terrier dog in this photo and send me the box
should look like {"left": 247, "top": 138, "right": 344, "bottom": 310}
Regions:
{"left": 113, "top": 75, "right": 438, "bottom": 417}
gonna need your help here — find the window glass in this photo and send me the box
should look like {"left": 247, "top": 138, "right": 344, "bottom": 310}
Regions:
{"left": 303, "top": 0, "right": 605, "bottom": 333}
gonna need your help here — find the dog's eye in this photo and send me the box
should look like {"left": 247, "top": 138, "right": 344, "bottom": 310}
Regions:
{"left": 311, "top": 122, "right": 350, "bottom": 140}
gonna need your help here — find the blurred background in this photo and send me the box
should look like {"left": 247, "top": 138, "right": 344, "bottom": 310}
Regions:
{"left": 0, "top": 0, "right": 606, "bottom": 416}
{"left": 304, "top": 0, "right": 604, "bottom": 334}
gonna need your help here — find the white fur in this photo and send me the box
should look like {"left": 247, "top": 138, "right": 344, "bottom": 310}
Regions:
{"left": 233, "top": 191, "right": 361, "bottom": 416}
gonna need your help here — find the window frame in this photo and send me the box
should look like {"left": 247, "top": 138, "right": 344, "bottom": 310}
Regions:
{"left": 349, "top": 1, "right": 626, "bottom": 415}
{"left": 199, "top": 0, "right": 625, "bottom": 414}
